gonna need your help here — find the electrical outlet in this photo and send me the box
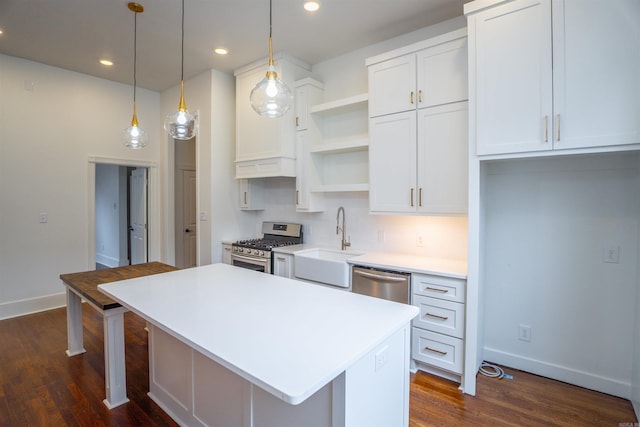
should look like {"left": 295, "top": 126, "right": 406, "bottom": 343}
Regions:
{"left": 416, "top": 234, "right": 424, "bottom": 247}
{"left": 39, "top": 212, "right": 48, "bottom": 223}
{"left": 518, "top": 325, "right": 532, "bottom": 342}
{"left": 602, "top": 246, "right": 620, "bottom": 264}
{"left": 375, "top": 346, "right": 389, "bottom": 372}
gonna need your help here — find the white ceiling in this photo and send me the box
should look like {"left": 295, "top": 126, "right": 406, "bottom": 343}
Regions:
{"left": 0, "top": 0, "right": 466, "bottom": 92}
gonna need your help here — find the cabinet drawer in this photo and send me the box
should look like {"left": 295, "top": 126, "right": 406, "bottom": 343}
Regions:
{"left": 411, "top": 328, "right": 463, "bottom": 374}
{"left": 412, "top": 273, "right": 465, "bottom": 303}
{"left": 413, "top": 296, "right": 465, "bottom": 339}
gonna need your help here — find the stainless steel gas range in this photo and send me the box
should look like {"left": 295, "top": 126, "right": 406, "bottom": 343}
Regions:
{"left": 231, "top": 222, "right": 303, "bottom": 274}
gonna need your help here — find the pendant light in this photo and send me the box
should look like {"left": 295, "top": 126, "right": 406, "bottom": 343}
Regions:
{"left": 249, "top": 0, "right": 293, "bottom": 119}
{"left": 164, "top": 0, "right": 196, "bottom": 140}
{"left": 122, "top": 2, "right": 148, "bottom": 149}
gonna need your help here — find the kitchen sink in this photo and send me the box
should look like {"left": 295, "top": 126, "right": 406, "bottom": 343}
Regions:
{"left": 294, "top": 248, "right": 362, "bottom": 288}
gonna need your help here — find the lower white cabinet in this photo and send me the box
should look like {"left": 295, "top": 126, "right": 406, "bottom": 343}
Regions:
{"left": 272, "top": 252, "right": 294, "bottom": 278}
{"left": 411, "top": 273, "right": 466, "bottom": 380}
{"left": 222, "top": 243, "right": 232, "bottom": 265}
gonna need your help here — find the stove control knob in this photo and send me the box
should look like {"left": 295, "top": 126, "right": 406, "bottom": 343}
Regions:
{"left": 259, "top": 250, "right": 264, "bottom": 256}
{"left": 253, "top": 249, "right": 259, "bottom": 256}
{"left": 239, "top": 247, "right": 244, "bottom": 253}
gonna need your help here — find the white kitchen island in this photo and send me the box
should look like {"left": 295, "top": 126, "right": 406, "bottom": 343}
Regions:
{"left": 98, "top": 263, "right": 418, "bottom": 427}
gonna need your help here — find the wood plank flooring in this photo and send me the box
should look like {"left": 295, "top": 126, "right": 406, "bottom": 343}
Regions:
{"left": 0, "top": 306, "right": 636, "bottom": 426}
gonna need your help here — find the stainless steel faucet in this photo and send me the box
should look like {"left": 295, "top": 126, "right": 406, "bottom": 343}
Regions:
{"left": 336, "top": 206, "right": 351, "bottom": 251}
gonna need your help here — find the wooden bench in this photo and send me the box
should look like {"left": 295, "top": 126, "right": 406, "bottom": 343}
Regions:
{"left": 60, "top": 262, "right": 177, "bottom": 408}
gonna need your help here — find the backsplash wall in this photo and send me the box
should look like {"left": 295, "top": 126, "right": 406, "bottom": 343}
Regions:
{"left": 244, "top": 177, "right": 468, "bottom": 261}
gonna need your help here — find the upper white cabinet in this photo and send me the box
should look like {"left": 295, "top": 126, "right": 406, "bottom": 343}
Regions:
{"left": 238, "top": 179, "right": 264, "bottom": 211}
{"left": 368, "top": 31, "right": 468, "bottom": 118}
{"left": 367, "top": 29, "right": 469, "bottom": 214}
{"left": 234, "top": 56, "right": 310, "bottom": 178}
{"left": 466, "top": 0, "right": 640, "bottom": 156}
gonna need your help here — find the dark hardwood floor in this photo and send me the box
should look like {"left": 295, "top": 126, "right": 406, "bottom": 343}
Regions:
{"left": 0, "top": 306, "right": 636, "bottom": 426}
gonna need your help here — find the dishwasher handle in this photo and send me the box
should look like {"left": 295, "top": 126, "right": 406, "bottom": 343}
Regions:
{"left": 353, "top": 269, "right": 408, "bottom": 282}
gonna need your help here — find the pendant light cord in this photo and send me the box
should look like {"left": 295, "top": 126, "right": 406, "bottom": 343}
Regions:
{"left": 133, "top": 9, "right": 138, "bottom": 105}
{"left": 181, "top": 0, "right": 185, "bottom": 82}
{"left": 269, "top": 0, "right": 272, "bottom": 39}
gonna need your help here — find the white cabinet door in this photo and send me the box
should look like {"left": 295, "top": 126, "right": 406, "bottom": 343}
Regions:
{"left": 272, "top": 253, "right": 293, "bottom": 278}
{"left": 222, "top": 243, "right": 232, "bottom": 265}
{"left": 474, "top": 0, "right": 553, "bottom": 155}
{"left": 239, "top": 179, "right": 265, "bottom": 211}
{"left": 417, "top": 102, "right": 468, "bottom": 214}
{"left": 369, "top": 111, "right": 417, "bottom": 213}
{"left": 368, "top": 54, "right": 416, "bottom": 118}
{"left": 295, "top": 131, "right": 324, "bottom": 212}
{"left": 552, "top": 0, "right": 640, "bottom": 150}
{"left": 416, "top": 37, "right": 468, "bottom": 109}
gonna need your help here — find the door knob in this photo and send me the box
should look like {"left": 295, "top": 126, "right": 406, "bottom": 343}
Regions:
{"left": 185, "top": 228, "right": 192, "bottom": 233}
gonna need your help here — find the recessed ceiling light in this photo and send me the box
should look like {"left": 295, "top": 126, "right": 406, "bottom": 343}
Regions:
{"left": 214, "top": 47, "right": 228, "bottom": 55}
{"left": 99, "top": 59, "right": 114, "bottom": 67}
{"left": 304, "top": 1, "right": 320, "bottom": 12}
{"left": 0, "top": 29, "right": 4, "bottom": 35}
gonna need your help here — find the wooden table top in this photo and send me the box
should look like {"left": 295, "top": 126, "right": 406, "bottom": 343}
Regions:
{"left": 60, "top": 262, "right": 178, "bottom": 310}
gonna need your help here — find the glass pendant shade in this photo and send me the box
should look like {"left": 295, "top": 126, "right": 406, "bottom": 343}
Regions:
{"left": 164, "top": 81, "right": 197, "bottom": 140}
{"left": 250, "top": 0, "right": 293, "bottom": 119}
{"left": 250, "top": 62, "right": 293, "bottom": 118}
{"left": 122, "top": 104, "right": 148, "bottom": 149}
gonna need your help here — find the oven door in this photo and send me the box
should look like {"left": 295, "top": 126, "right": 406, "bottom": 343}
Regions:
{"left": 231, "top": 252, "right": 271, "bottom": 274}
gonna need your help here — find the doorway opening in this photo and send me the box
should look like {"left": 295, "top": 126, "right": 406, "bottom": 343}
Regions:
{"left": 174, "top": 137, "right": 197, "bottom": 268}
{"left": 94, "top": 164, "right": 149, "bottom": 269}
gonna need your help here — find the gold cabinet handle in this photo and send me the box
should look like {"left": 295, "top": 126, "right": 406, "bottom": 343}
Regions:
{"left": 426, "top": 286, "right": 448, "bottom": 293}
{"left": 418, "top": 188, "right": 423, "bottom": 207}
{"left": 276, "top": 256, "right": 285, "bottom": 261}
{"left": 418, "top": 89, "right": 423, "bottom": 103}
{"left": 410, "top": 188, "right": 414, "bottom": 207}
{"left": 425, "top": 347, "right": 447, "bottom": 356}
{"left": 556, "top": 114, "right": 561, "bottom": 141}
{"left": 544, "top": 115, "right": 549, "bottom": 142}
{"left": 244, "top": 191, "right": 247, "bottom": 205}
{"left": 410, "top": 91, "right": 414, "bottom": 104}
{"left": 296, "top": 190, "right": 299, "bottom": 205}
{"left": 296, "top": 116, "right": 299, "bottom": 127}
{"left": 425, "top": 312, "right": 449, "bottom": 321}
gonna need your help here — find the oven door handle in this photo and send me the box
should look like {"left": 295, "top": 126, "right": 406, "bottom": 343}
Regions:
{"left": 231, "top": 253, "right": 268, "bottom": 264}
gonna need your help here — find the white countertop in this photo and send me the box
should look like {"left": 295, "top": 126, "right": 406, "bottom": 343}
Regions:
{"left": 98, "top": 263, "right": 418, "bottom": 405}
{"left": 273, "top": 245, "right": 467, "bottom": 279}
{"left": 347, "top": 252, "right": 467, "bottom": 279}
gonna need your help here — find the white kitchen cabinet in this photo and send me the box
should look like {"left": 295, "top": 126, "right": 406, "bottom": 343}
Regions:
{"left": 367, "top": 29, "right": 468, "bottom": 215}
{"left": 369, "top": 102, "right": 468, "bottom": 214}
{"left": 295, "top": 78, "right": 323, "bottom": 132}
{"left": 467, "top": 0, "right": 640, "bottom": 156}
{"left": 272, "top": 252, "right": 293, "bottom": 278}
{"left": 411, "top": 273, "right": 466, "bottom": 379}
{"left": 368, "top": 30, "right": 468, "bottom": 118}
{"left": 234, "top": 56, "right": 311, "bottom": 179}
{"left": 239, "top": 179, "right": 264, "bottom": 211}
{"left": 222, "top": 243, "right": 232, "bottom": 264}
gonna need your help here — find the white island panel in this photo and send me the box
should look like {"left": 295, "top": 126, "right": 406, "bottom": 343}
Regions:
{"left": 99, "top": 263, "right": 417, "bottom": 426}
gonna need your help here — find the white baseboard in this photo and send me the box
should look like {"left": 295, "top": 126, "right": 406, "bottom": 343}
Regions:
{"left": 483, "top": 347, "right": 632, "bottom": 400}
{"left": 0, "top": 292, "right": 66, "bottom": 320}
{"left": 96, "top": 253, "right": 121, "bottom": 268}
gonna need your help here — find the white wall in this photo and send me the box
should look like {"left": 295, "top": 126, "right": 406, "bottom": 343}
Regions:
{"left": 482, "top": 153, "right": 640, "bottom": 398}
{"left": 245, "top": 16, "right": 469, "bottom": 261}
{"left": 0, "top": 54, "right": 162, "bottom": 319}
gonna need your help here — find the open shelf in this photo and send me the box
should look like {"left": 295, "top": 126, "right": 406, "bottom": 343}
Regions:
{"left": 310, "top": 136, "right": 369, "bottom": 154}
{"left": 310, "top": 183, "right": 369, "bottom": 193}
{"left": 310, "top": 93, "right": 368, "bottom": 116}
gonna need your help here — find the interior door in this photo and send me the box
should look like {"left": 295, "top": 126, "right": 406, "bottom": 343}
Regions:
{"left": 129, "top": 168, "right": 147, "bottom": 265}
{"left": 182, "top": 170, "right": 197, "bottom": 268}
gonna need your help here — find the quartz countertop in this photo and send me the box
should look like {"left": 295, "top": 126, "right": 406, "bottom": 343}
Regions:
{"left": 273, "top": 245, "right": 467, "bottom": 279}
{"left": 98, "top": 263, "right": 418, "bottom": 405}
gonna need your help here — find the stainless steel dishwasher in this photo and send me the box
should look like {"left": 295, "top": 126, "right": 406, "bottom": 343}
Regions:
{"left": 351, "top": 266, "right": 410, "bottom": 304}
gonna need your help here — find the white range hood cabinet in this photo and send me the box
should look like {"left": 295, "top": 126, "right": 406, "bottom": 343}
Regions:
{"left": 234, "top": 54, "right": 311, "bottom": 179}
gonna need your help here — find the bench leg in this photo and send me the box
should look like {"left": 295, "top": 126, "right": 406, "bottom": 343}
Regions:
{"left": 103, "top": 309, "right": 130, "bottom": 409}
{"left": 65, "top": 288, "right": 86, "bottom": 357}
